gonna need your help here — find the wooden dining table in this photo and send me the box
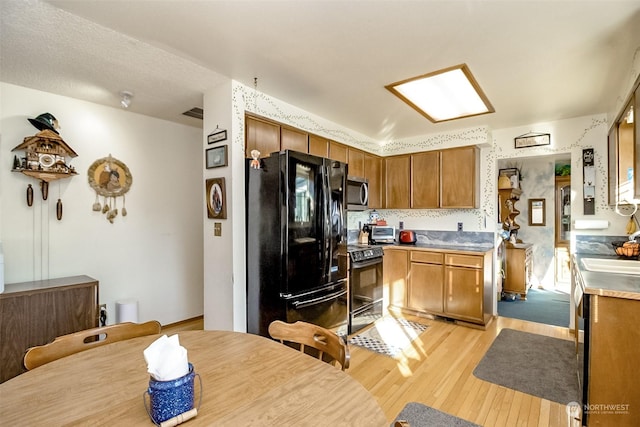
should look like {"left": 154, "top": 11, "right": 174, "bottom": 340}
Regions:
{"left": 0, "top": 330, "right": 387, "bottom": 426}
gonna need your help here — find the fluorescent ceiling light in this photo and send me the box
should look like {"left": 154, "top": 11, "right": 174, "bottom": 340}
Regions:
{"left": 386, "top": 64, "right": 494, "bottom": 123}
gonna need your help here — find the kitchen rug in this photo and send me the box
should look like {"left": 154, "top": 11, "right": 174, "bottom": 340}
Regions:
{"left": 349, "top": 317, "right": 428, "bottom": 357}
{"left": 473, "top": 328, "right": 579, "bottom": 404}
{"left": 392, "top": 402, "right": 481, "bottom": 427}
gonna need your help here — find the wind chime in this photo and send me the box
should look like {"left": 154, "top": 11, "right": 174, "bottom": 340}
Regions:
{"left": 87, "top": 154, "right": 133, "bottom": 223}
{"left": 11, "top": 113, "right": 78, "bottom": 220}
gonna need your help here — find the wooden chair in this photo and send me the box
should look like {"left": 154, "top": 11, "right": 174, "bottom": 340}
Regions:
{"left": 268, "top": 320, "right": 350, "bottom": 370}
{"left": 23, "top": 320, "right": 161, "bottom": 370}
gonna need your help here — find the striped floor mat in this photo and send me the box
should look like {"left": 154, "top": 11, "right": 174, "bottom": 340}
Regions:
{"left": 348, "top": 317, "right": 428, "bottom": 357}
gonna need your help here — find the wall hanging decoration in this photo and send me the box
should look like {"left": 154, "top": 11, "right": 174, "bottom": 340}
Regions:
{"left": 514, "top": 132, "right": 551, "bottom": 149}
{"left": 582, "top": 148, "right": 595, "bottom": 215}
{"left": 12, "top": 114, "right": 78, "bottom": 216}
{"left": 205, "top": 145, "right": 228, "bottom": 169}
{"left": 206, "top": 177, "right": 227, "bottom": 219}
{"left": 207, "top": 126, "right": 227, "bottom": 144}
{"left": 87, "top": 154, "right": 133, "bottom": 223}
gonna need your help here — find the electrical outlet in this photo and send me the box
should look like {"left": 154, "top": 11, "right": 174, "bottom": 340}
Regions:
{"left": 214, "top": 222, "right": 222, "bottom": 236}
{"left": 457, "top": 222, "right": 463, "bottom": 231}
{"left": 399, "top": 221, "right": 404, "bottom": 230}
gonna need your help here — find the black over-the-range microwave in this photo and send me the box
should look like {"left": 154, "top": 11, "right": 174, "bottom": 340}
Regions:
{"left": 347, "top": 177, "right": 368, "bottom": 211}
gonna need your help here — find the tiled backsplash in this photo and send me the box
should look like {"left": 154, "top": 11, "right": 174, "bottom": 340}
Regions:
{"left": 575, "top": 235, "right": 627, "bottom": 256}
{"left": 348, "top": 228, "right": 494, "bottom": 247}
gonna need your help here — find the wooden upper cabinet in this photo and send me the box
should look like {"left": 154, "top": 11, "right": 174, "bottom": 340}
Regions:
{"left": 364, "top": 153, "right": 383, "bottom": 209}
{"left": 309, "top": 134, "right": 329, "bottom": 158}
{"left": 347, "top": 148, "right": 365, "bottom": 178}
{"left": 440, "top": 146, "right": 479, "bottom": 208}
{"left": 245, "top": 115, "right": 280, "bottom": 158}
{"left": 385, "top": 155, "right": 411, "bottom": 209}
{"left": 281, "top": 127, "right": 308, "bottom": 153}
{"left": 411, "top": 151, "right": 440, "bottom": 208}
{"left": 329, "top": 141, "right": 348, "bottom": 163}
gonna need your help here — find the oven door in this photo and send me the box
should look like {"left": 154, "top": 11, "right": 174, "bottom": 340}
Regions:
{"left": 284, "top": 280, "right": 348, "bottom": 336}
{"left": 349, "top": 257, "right": 383, "bottom": 334}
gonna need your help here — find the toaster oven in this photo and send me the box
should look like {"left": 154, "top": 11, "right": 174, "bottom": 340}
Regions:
{"left": 370, "top": 225, "right": 395, "bottom": 244}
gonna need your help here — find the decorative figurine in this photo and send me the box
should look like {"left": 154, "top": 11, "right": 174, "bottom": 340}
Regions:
{"left": 250, "top": 150, "right": 261, "bottom": 169}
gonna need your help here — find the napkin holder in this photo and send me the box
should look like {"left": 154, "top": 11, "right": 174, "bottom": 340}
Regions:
{"left": 143, "top": 363, "right": 202, "bottom": 426}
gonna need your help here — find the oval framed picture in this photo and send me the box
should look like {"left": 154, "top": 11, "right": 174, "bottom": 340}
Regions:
{"left": 206, "top": 177, "right": 226, "bottom": 219}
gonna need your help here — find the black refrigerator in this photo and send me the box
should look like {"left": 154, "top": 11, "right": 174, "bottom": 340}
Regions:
{"left": 246, "top": 150, "right": 348, "bottom": 337}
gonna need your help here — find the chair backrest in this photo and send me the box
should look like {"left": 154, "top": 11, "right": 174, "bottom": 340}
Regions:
{"left": 268, "top": 320, "right": 350, "bottom": 370}
{"left": 23, "top": 320, "right": 162, "bottom": 370}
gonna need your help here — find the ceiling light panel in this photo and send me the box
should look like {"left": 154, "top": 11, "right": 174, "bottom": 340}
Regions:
{"left": 386, "top": 64, "right": 494, "bottom": 123}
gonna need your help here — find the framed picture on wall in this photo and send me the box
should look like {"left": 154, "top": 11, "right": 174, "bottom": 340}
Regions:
{"left": 206, "top": 177, "right": 227, "bottom": 219}
{"left": 206, "top": 145, "right": 228, "bottom": 169}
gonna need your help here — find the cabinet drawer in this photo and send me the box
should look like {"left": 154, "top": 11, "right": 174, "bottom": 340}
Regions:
{"left": 445, "top": 254, "right": 482, "bottom": 269}
{"left": 410, "top": 251, "right": 443, "bottom": 264}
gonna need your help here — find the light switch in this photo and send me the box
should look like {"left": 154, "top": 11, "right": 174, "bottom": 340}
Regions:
{"left": 214, "top": 222, "right": 222, "bottom": 236}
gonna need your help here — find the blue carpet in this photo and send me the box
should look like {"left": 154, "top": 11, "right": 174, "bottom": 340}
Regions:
{"left": 498, "top": 288, "right": 571, "bottom": 328}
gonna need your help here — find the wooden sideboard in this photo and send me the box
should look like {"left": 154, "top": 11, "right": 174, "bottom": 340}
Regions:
{"left": 504, "top": 244, "right": 533, "bottom": 299}
{"left": 0, "top": 275, "right": 99, "bottom": 383}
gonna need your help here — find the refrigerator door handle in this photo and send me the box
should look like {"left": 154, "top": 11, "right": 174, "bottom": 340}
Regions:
{"left": 324, "top": 164, "right": 332, "bottom": 281}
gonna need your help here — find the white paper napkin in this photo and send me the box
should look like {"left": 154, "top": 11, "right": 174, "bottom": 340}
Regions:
{"left": 143, "top": 334, "right": 189, "bottom": 381}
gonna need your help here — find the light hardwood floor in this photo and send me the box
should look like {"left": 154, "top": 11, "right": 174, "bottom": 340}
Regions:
{"left": 162, "top": 315, "right": 576, "bottom": 427}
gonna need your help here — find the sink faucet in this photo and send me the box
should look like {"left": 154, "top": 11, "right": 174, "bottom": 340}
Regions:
{"left": 629, "top": 230, "right": 640, "bottom": 241}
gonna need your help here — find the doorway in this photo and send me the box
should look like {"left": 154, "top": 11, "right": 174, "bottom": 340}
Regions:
{"left": 497, "top": 156, "right": 572, "bottom": 328}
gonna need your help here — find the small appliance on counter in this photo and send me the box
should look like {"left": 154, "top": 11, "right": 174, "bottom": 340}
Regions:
{"left": 370, "top": 225, "right": 395, "bottom": 244}
{"left": 398, "top": 230, "right": 417, "bottom": 244}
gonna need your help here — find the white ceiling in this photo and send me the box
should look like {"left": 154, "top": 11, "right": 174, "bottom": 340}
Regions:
{"left": 2, "top": 1, "right": 640, "bottom": 141}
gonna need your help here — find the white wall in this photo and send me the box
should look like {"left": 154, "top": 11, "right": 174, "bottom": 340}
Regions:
{"left": 0, "top": 83, "right": 204, "bottom": 325}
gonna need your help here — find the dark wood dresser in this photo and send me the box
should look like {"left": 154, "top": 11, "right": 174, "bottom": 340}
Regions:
{"left": 0, "top": 275, "right": 99, "bottom": 383}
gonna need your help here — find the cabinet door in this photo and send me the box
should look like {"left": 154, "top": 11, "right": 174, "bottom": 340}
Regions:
{"left": 329, "top": 141, "right": 348, "bottom": 163}
{"left": 619, "top": 102, "right": 635, "bottom": 203}
{"left": 364, "top": 153, "right": 383, "bottom": 209}
{"left": 385, "top": 155, "right": 410, "bottom": 209}
{"left": 441, "top": 146, "right": 478, "bottom": 208}
{"left": 245, "top": 115, "right": 280, "bottom": 158}
{"left": 383, "top": 249, "right": 408, "bottom": 308}
{"left": 409, "top": 262, "right": 444, "bottom": 314}
{"left": 347, "top": 148, "right": 365, "bottom": 178}
{"left": 411, "top": 151, "right": 439, "bottom": 208}
{"left": 309, "top": 134, "right": 329, "bottom": 158}
{"left": 444, "top": 266, "right": 483, "bottom": 322}
{"left": 608, "top": 125, "right": 618, "bottom": 205}
{"left": 635, "top": 89, "right": 640, "bottom": 199}
{"left": 281, "top": 127, "right": 308, "bottom": 153}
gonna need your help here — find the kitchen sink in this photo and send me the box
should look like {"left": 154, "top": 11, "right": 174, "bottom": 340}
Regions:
{"left": 581, "top": 257, "right": 640, "bottom": 275}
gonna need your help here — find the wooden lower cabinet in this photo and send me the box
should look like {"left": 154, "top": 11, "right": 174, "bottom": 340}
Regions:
{"left": 384, "top": 247, "right": 492, "bottom": 327}
{"left": 444, "top": 266, "right": 483, "bottom": 323}
{"left": 504, "top": 243, "right": 533, "bottom": 299}
{"left": 585, "top": 295, "right": 640, "bottom": 426}
{"left": 0, "top": 276, "right": 99, "bottom": 383}
{"left": 383, "top": 248, "right": 408, "bottom": 309}
{"left": 408, "top": 251, "right": 443, "bottom": 314}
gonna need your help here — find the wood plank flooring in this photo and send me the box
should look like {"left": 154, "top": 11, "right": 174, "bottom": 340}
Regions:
{"left": 162, "top": 315, "right": 577, "bottom": 427}
{"left": 348, "top": 314, "right": 577, "bottom": 427}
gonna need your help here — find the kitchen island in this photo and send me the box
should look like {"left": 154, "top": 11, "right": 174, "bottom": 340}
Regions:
{"left": 383, "top": 244, "right": 494, "bottom": 328}
{"left": 573, "top": 254, "right": 640, "bottom": 426}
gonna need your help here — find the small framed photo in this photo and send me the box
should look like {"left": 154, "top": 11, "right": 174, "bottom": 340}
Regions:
{"left": 498, "top": 168, "right": 520, "bottom": 189}
{"left": 514, "top": 133, "right": 550, "bottom": 149}
{"left": 528, "top": 198, "right": 546, "bottom": 226}
{"left": 207, "top": 129, "right": 227, "bottom": 144}
{"left": 206, "top": 177, "right": 226, "bottom": 219}
{"left": 206, "top": 145, "right": 228, "bottom": 169}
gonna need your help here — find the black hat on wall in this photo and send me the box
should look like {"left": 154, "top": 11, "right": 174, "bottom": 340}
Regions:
{"left": 28, "top": 112, "right": 59, "bottom": 134}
